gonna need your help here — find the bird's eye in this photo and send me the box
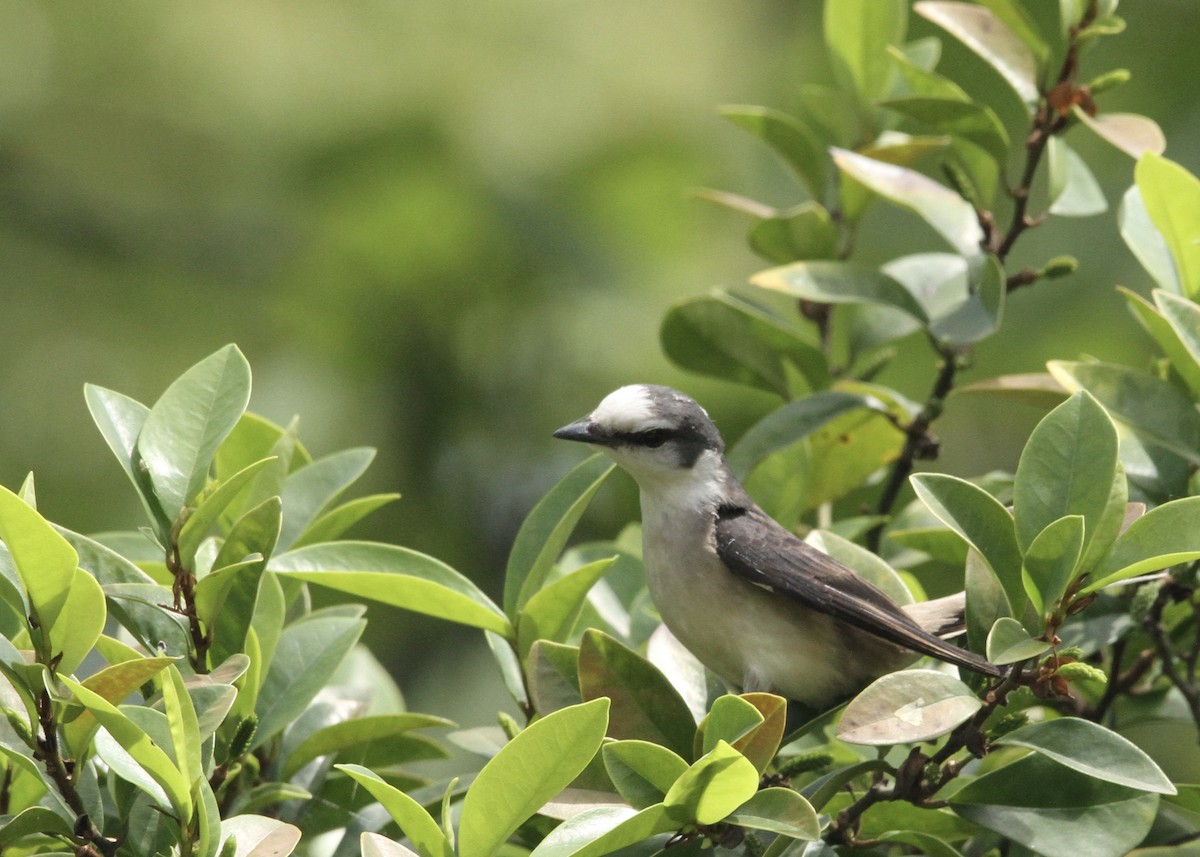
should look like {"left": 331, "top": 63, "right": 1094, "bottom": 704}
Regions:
{"left": 640, "top": 429, "right": 671, "bottom": 448}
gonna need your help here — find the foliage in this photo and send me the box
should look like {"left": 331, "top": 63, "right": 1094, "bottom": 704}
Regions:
{"left": 3, "top": 2, "right": 1200, "bottom": 857}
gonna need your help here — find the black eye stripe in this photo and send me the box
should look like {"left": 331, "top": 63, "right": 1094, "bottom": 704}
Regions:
{"left": 613, "top": 427, "right": 677, "bottom": 448}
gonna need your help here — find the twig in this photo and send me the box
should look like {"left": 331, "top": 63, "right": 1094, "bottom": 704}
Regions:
{"left": 167, "top": 517, "right": 212, "bottom": 674}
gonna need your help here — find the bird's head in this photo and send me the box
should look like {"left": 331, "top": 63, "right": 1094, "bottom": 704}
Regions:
{"left": 553, "top": 385, "right": 725, "bottom": 485}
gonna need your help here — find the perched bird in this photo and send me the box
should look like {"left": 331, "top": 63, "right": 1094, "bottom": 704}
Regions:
{"left": 554, "top": 384, "right": 1002, "bottom": 709}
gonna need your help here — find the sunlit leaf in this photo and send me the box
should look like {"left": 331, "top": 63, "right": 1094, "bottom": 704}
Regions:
{"left": 51, "top": 568, "right": 105, "bottom": 675}
{"left": 728, "top": 787, "right": 820, "bottom": 840}
{"left": 916, "top": 1, "right": 1038, "bottom": 104}
{"left": 824, "top": 0, "right": 906, "bottom": 106}
{"left": 837, "top": 669, "right": 982, "bottom": 745}
{"left": 0, "top": 484, "right": 78, "bottom": 634}
{"left": 1048, "top": 137, "right": 1106, "bottom": 216}
{"left": 603, "top": 740, "right": 688, "bottom": 809}
{"left": 882, "top": 96, "right": 1009, "bottom": 165}
{"left": 721, "top": 105, "right": 826, "bottom": 198}
{"left": 217, "top": 816, "right": 302, "bottom": 857}
{"left": 751, "top": 260, "right": 928, "bottom": 323}
{"left": 985, "top": 616, "right": 1050, "bottom": 665}
{"left": 1119, "top": 186, "right": 1180, "bottom": 293}
{"left": 285, "top": 713, "right": 454, "bottom": 779}
{"left": 748, "top": 201, "right": 839, "bottom": 264}
{"left": 1086, "top": 496, "right": 1200, "bottom": 591}
{"left": 338, "top": 765, "right": 454, "bottom": 857}
{"left": 518, "top": 557, "right": 615, "bottom": 658}
{"left": 664, "top": 741, "right": 759, "bottom": 825}
{"left": 1078, "top": 111, "right": 1166, "bottom": 160}
{"left": 277, "top": 447, "right": 375, "bottom": 551}
{"left": 178, "top": 457, "right": 276, "bottom": 567}
{"left": 1136, "top": 152, "right": 1200, "bottom": 299}
{"left": 1021, "top": 515, "right": 1084, "bottom": 615}
{"left": 528, "top": 804, "right": 674, "bottom": 857}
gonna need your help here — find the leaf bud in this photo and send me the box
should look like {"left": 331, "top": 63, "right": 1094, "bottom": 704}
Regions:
{"left": 1040, "top": 256, "right": 1079, "bottom": 279}
{"left": 1087, "top": 68, "right": 1131, "bottom": 95}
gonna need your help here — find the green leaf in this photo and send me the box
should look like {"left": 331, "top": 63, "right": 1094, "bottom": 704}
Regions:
{"left": 1078, "top": 110, "right": 1166, "bottom": 160}
{"left": 291, "top": 493, "right": 400, "bottom": 548}
{"left": 1022, "top": 515, "right": 1085, "bottom": 615}
{"left": 338, "top": 764, "right": 454, "bottom": 857}
{"left": 178, "top": 457, "right": 276, "bottom": 567}
{"left": 217, "top": 816, "right": 302, "bottom": 857}
{"left": 950, "top": 752, "right": 1160, "bottom": 857}
{"left": 0, "top": 484, "right": 78, "bottom": 636}
{"left": 578, "top": 630, "right": 696, "bottom": 760}
{"left": 806, "top": 529, "right": 913, "bottom": 605}
{"left": 750, "top": 260, "right": 929, "bottom": 323}
{"left": 1132, "top": 290, "right": 1200, "bottom": 400}
{"left": 285, "top": 713, "right": 453, "bottom": 779}
{"left": 200, "top": 495, "right": 280, "bottom": 627}
{"left": 727, "top": 787, "right": 820, "bottom": 840}
{"left": 1013, "top": 391, "right": 1119, "bottom": 559}
{"left": 837, "top": 669, "right": 982, "bottom": 745}
{"left": 724, "top": 692, "right": 787, "bottom": 774}
{"left": 51, "top": 568, "right": 106, "bottom": 675}
{"left": 721, "top": 105, "right": 826, "bottom": 199}
{"left": 527, "top": 640, "right": 583, "bottom": 714}
{"left": 985, "top": 617, "right": 1050, "bottom": 664}
{"left": 361, "top": 833, "right": 420, "bottom": 857}
{"left": 838, "top": 134, "right": 950, "bottom": 223}
{"left": 517, "top": 557, "right": 615, "bottom": 658}
{"left": 138, "top": 344, "right": 253, "bottom": 518}
{"left": 910, "top": 474, "right": 1023, "bottom": 614}
{"left": 271, "top": 541, "right": 511, "bottom": 636}
{"left": 659, "top": 290, "right": 829, "bottom": 397}
{"left": 528, "top": 804, "right": 675, "bottom": 857}
{"left": 1137, "top": 152, "right": 1200, "bottom": 299}
{"left": 161, "top": 665, "right": 203, "bottom": 810}
{"left": 278, "top": 447, "right": 375, "bottom": 551}
{"left": 1048, "top": 360, "right": 1200, "bottom": 464}
{"left": 824, "top": 0, "right": 907, "bottom": 105}
{"left": 252, "top": 614, "right": 365, "bottom": 748}
{"left": 882, "top": 96, "right": 1009, "bottom": 165}
{"left": 928, "top": 253, "right": 1005, "bottom": 345}
{"left": 84, "top": 384, "right": 169, "bottom": 535}
{"left": 663, "top": 741, "right": 759, "bottom": 825}
{"left": 997, "top": 717, "right": 1174, "bottom": 794}
{"left": 1086, "top": 496, "right": 1200, "bottom": 591}
{"left": 505, "top": 455, "right": 614, "bottom": 618}
{"left": 747, "top": 202, "right": 838, "bottom": 264}
{"left": 697, "top": 695, "right": 764, "bottom": 757}
{"left": 63, "top": 655, "right": 176, "bottom": 754}
{"left": 458, "top": 698, "right": 610, "bottom": 857}
{"left": 1119, "top": 186, "right": 1180, "bottom": 293}
{"left": 1047, "top": 137, "right": 1107, "bottom": 216}
{"left": 727, "top": 391, "right": 884, "bottom": 479}
{"left": 832, "top": 148, "right": 984, "bottom": 259}
{"left": 916, "top": 1, "right": 1038, "bottom": 104}
{"left": 603, "top": 740, "right": 689, "bottom": 809}
{"left": 62, "top": 675, "right": 192, "bottom": 820}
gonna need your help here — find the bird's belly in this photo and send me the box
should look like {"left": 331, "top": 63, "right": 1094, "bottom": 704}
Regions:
{"left": 641, "top": 512, "right": 911, "bottom": 708}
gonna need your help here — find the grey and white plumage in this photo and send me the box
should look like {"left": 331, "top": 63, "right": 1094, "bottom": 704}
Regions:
{"left": 554, "top": 384, "right": 1001, "bottom": 709}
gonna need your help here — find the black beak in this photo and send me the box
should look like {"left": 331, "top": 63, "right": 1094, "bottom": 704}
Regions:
{"left": 553, "top": 418, "right": 607, "bottom": 445}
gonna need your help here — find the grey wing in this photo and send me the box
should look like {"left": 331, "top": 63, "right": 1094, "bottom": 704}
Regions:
{"left": 714, "top": 507, "right": 1003, "bottom": 678}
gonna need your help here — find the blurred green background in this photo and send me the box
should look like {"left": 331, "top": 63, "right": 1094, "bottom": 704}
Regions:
{"left": 1, "top": 1, "right": 1196, "bottom": 714}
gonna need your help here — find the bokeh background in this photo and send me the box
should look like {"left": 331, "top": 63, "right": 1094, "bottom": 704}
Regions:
{"left": 2, "top": 0, "right": 1197, "bottom": 717}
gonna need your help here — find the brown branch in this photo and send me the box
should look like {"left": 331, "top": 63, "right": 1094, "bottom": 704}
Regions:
{"left": 167, "top": 517, "right": 211, "bottom": 674}
{"left": 1144, "top": 578, "right": 1200, "bottom": 737}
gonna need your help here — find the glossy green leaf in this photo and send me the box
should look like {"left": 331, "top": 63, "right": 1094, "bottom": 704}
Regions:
{"left": 0, "top": 483, "right": 78, "bottom": 634}
{"left": 1048, "top": 137, "right": 1107, "bottom": 216}
{"left": 578, "top": 630, "right": 695, "bottom": 760}
{"left": 138, "top": 344, "right": 252, "bottom": 518}
{"left": 517, "top": 557, "right": 614, "bottom": 658}
{"left": 1153, "top": 290, "right": 1200, "bottom": 398}
{"left": 833, "top": 148, "right": 984, "bottom": 259}
{"left": 1022, "top": 515, "right": 1084, "bottom": 615}
{"left": 697, "top": 695, "right": 764, "bottom": 757}
{"left": 161, "top": 665, "right": 202, "bottom": 813}
{"left": 84, "top": 384, "right": 169, "bottom": 534}
{"left": 802, "top": 404, "right": 906, "bottom": 513}
{"left": 824, "top": 0, "right": 907, "bottom": 105}
{"left": 1119, "top": 185, "right": 1180, "bottom": 293}
{"left": 527, "top": 640, "right": 583, "bottom": 715}
{"left": 1079, "top": 110, "right": 1166, "bottom": 160}
{"left": 728, "top": 787, "right": 820, "bottom": 840}
{"left": 910, "top": 474, "right": 1023, "bottom": 613}
{"left": 747, "top": 201, "right": 838, "bottom": 264}
{"left": 178, "top": 456, "right": 276, "bottom": 567}
{"left": 339, "top": 764, "right": 454, "bottom": 857}
{"left": 664, "top": 741, "right": 759, "bottom": 825}
{"left": 1086, "top": 496, "right": 1200, "bottom": 590}
{"left": 528, "top": 804, "right": 674, "bottom": 857}
{"left": 721, "top": 105, "right": 826, "bottom": 198}
{"left": 1137, "top": 152, "right": 1200, "bottom": 299}
{"left": 271, "top": 541, "right": 511, "bottom": 636}
{"left": 1013, "top": 391, "right": 1118, "bottom": 559}
{"left": 727, "top": 391, "right": 883, "bottom": 478}
{"left": 458, "top": 698, "right": 610, "bottom": 857}
{"left": 807, "top": 529, "right": 913, "bottom": 605}
{"left": 291, "top": 492, "right": 400, "bottom": 548}
{"left": 278, "top": 447, "right": 375, "bottom": 551}
{"left": 985, "top": 616, "right": 1050, "bottom": 664}
{"left": 751, "top": 259, "right": 929, "bottom": 323}
{"left": 200, "top": 495, "right": 280, "bottom": 627}
{"left": 487, "top": 629, "right": 528, "bottom": 710}
{"left": 882, "top": 96, "right": 1009, "bottom": 165}
{"left": 51, "top": 568, "right": 105, "bottom": 675}
{"left": 950, "top": 752, "right": 1159, "bottom": 857}
{"left": 63, "top": 655, "right": 176, "bottom": 754}
{"left": 837, "top": 669, "right": 982, "bottom": 745}
{"left": 505, "top": 455, "right": 614, "bottom": 617}
{"left": 929, "top": 253, "right": 1005, "bottom": 345}
{"left": 0, "top": 742, "right": 54, "bottom": 813}
{"left": 839, "top": 133, "right": 950, "bottom": 223}
{"left": 916, "top": 1, "right": 1038, "bottom": 104}
{"left": 63, "top": 675, "right": 192, "bottom": 820}
{"left": 603, "top": 739, "right": 688, "bottom": 809}
{"left": 285, "top": 713, "right": 454, "bottom": 779}
{"left": 252, "top": 614, "right": 365, "bottom": 748}
{"left": 998, "top": 717, "right": 1174, "bottom": 794}
{"left": 659, "top": 290, "right": 829, "bottom": 397}
{"left": 217, "top": 815, "right": 302, "bottom": 857}
{"left": 1048, "top": 360, "right": 1200, "bottom": 463}
{"left": 976, "top": 0, "right": 1049, "bottom": 61}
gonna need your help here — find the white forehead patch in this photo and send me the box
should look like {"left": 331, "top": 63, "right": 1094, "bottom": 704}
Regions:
{"left": 591, "top": 385, "right": 665, "bottom": 433}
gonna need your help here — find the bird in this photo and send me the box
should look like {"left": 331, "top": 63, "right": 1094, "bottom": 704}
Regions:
{"left": 553, "top": 384, "right": 1002, "bottom": 710}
